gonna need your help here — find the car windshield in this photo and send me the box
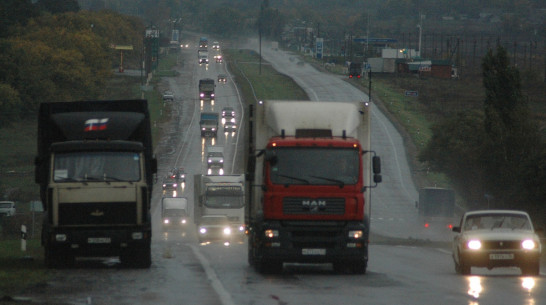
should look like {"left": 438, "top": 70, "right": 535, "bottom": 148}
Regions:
{"left": 463, "top": 214, "right": 532, "bottom": 231}
{"left": 54, "top": 151, "right": 141, "bottom": 182}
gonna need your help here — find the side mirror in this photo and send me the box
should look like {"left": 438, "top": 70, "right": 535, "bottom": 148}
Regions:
{"left": 372, "top": 156, "right": 381, "bottom": 174}
{"left": 264, "top": 150, "right": 277, "bottom": 166}
{"left": 452, "top": 226, "right": 461, "bottom": 233}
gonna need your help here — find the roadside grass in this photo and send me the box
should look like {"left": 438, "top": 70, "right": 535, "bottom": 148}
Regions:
{"left": 223, "top": 49, "right": 309, "bottom": 102}
{"left": 0, "top": 239, "right": 46, "bottom": 296}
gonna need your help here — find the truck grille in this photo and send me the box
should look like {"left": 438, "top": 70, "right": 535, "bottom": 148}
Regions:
{"left": 58, "top": 202, "right": 137, "bottom": 225}
{"left": 283, "top": 197, "right": 345, "bottom": 215}
{"left": 283, "top": 221, "right": 345, "bottom": 249}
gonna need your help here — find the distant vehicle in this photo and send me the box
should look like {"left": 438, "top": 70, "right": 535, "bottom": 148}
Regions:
{"left": 206, "top": 146, "right": 224, "bottom": 176}
{"left": 180, "top": 43, "right": 190, "bottom": 48}
{"left": 197, "top": 215, "right": 232, "bottom": 243}
{"left": 199, "top": 112, "right": 219, "bottom": 138}
{"left": 215, "top": 55, "right": 223, "bottom": 63}
{"left": 217, "top": 74, "right": 227, "bottom": 83}
{"left": 349, "top": 62, "right": 362, "bottom": 78}
{"left": 162, "top": 177, "right": 179, "bottom": 195}
{"left": 199, "top": 37, "right": 208, "bottom": 49}
{"left": 211, "top": 41, "right": 220, "bottom": 50}
{"left": 223, "top": 121, "right": 237, "bottom": 133}
{"left": 199, "top": 79, "right": 215, "bottom": 101}
{"left": 169, "top": 167, "right": 186, "bottom": 182}
{"left": 0, "top": 201, "right": 16, "bottom": 217}
{"left": 198, "top": 49, "right": 209, "bottom": 64}
{"left": 221, "top": 107, "right": 235, "bottom": 123}
{"left": 418, "top": 187, "right": 455, "bottom": 230}
{"left": 162, "top": 91, "right": 174, "bottom": 101}
{"left": 194, "top": 175, "right": 246, "bottom": 241}
{"left": 452, "top": 210, "right": 542, "bottom": 276}
{"left": 161, "top": 197, "right": 188, "bottom": 230}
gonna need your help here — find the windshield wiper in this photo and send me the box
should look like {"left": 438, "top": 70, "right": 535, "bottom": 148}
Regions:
{"left": 276, "top": 174, "right": 309, "bottom": 185}
{"left": 309, "top": 175, "right": 345, "bottom": 188}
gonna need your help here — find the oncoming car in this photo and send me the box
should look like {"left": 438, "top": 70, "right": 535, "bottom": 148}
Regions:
{"left": 197, "top": 215, "right": 232, "bottom": 243}
{"left": 452, "top": 210, "right": 542, "bottom": 275}
{"left": 223, "top": 121, "right": 237, "bottom": 133}
{"left": 217, "top": 74, "right": 227, "bottom": 84}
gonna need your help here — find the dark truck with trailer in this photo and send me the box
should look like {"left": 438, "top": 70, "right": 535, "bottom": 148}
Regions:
{"left": 348, "top": 62, "right": 362, "bottom": 78}
{"left": 418, "top": 187, "right": 456, "bottom": 230}
{"left": 199, "top": 112, "right": 219, "bottom": 138}
{"left": 199, "top": 78, "right": 216, "bottom": 102}
{"left": 35, "top": 100, "right": 157, "bottom": 268}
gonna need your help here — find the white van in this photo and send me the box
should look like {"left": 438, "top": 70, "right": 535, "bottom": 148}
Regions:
{"left": 0, "top": 201, "right": 16, "bottom": 216}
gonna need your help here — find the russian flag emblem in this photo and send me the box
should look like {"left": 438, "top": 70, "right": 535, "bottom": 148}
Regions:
{"left": 84, "top": 118, "right": 109, "bottom": 131}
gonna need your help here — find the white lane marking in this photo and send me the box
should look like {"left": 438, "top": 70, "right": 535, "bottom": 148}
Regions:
{"left": 190, "top": 245, "right": 236, "bottom": 305}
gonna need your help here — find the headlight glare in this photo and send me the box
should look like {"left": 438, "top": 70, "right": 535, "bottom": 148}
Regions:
{"left": 467, "top": 239, "right": 481, "bottom": 250}
{"left": 348, "top": 230, "right": 363, "bottom": 239}
{"left": 264, "top": 229, "right": 279, "bottom": 238}
{"left": 522, "top": 239, "right": 536, "bottom": 250}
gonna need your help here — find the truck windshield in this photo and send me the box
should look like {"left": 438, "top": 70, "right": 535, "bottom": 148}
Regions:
{"left": 200, "top": 84, "right": 214, "bottom": 91}
{"left": 205, "top": 186, "right": 244, "bottom": 208}
{"left": 269, "top": 147, "right": 360, "bottom": 185}
{"left": 53, "top": 151, "right": 141, "bottom": 182}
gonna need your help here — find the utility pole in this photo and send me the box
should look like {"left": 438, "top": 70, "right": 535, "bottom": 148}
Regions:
{"left": 418, "top": 13, "right": 424, "bottom": 58}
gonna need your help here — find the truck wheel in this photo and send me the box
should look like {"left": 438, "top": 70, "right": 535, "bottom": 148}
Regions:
{"left": 44, "top": 246, "right": 74, "bottom": 269}
{"left": 121, "top": 245, "right": 151, "bottom": 268}
{"left": 257, "top": 259, "right": 283, "bottom": 274}
{"left": 521, "top": 261, "right": 540, "bottom": 276}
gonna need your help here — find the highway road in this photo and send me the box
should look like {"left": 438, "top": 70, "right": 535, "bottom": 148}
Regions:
{"left": 17, "top": 36, "right": 544, "bottom": 305}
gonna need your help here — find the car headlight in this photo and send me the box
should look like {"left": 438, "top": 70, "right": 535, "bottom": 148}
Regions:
{"left": 467, "top": 239, "right": 482, "bottom": 250}
{"left": 522, "top": 239, "right": 536, "bottom": 250}
{"left": 223, "top": 227, "right": 231, "bottom": 235}
{"left": 200, "top": 93, "right": 204, "bottom": 97}
{"left": 264, "top": 229, "right": 279, "bottom": 238}
{"left": 348, "top": 230, "right": 363, "bottom": 239}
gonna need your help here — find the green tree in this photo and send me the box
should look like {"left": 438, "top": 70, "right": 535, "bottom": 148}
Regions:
{"left": 36, "top": 0, "right": 80, "bottom": 14}
{"left": 481, "top": 46, "right": 541, "bottom": 209}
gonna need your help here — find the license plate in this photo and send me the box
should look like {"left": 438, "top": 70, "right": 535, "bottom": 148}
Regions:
{"left": 490, "top": 253, "right": 514, "bottom": 260}
{"left": 88, "top": 237, "right": 111, "bottom": 244}
{"left": 302, "top": 248, "right": 326, "bottom": 255}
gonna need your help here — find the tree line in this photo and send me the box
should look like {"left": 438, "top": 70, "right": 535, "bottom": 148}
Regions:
{"left": 420, "top": 46, "right": 546, "bottom": 225}
{"left": 0, "top": 0, "right": 145, "bottom": 126}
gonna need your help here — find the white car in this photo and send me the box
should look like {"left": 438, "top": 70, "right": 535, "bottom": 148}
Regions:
{"left": 162, "top": 90, "right": 174, "bottom": 101}
{"left": 197, "top": 215, "right": 232, "bottom": 243}
{"left": 452, "top": 210, "right": 542, "bottom": 275}
{"left": 0, "top": 201, "right": 16, "bottom": 216}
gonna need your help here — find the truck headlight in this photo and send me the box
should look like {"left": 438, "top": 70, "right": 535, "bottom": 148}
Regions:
{"left": 467, "top": 239, "right": 481, "bottom": 250}
{"left": 348, "top": 230, "right": 363, "bottom": 239}
{"left": 265, "top": 229, "right": 279, "bottom": 238}
{"left": 199, "top": 227, "right": 207, "bottom": 234}
{"left": 223, "top": 227, "right": 231, "bottom": 235}
{"left": 55, "top": 234, "right": 67, "bottom": 242}
{"left": 164, "top": 219, "right": 169, "bottom": 224}
{"left": 522, "top": 239, "right": 536, "bottom": 250}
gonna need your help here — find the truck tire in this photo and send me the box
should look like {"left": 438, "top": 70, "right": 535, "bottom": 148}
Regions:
{"left": 121, "top": 245, "right": 151, "bottom": 268}
{"left": 44, "top": 246, "right": 74, "bottom": 269}
{"left": 256, "top": 258, "right": 283, "bottom": 274}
